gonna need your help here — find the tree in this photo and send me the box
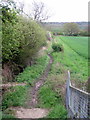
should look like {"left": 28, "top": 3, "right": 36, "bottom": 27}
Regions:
{"left": 15, "top": 17, "right": 46, "bottom": 66}
{"left": 63, "top": 22, "right": 80, "bottom": 36}
{"left": 31, "top": 1, "right": 50, "bottom": 22}
{"left": 1, "top": 0, "right": 47, "bottom": 81}
{"left": 1, "top": 0, "right": 46, "bottom": 64}
{"left": 1, "top": 0, "right": 19, "bottom": 62}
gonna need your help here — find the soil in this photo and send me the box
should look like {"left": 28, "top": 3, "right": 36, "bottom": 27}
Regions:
{"left": 11, "top": 107, "right": 48, "bottom": 119}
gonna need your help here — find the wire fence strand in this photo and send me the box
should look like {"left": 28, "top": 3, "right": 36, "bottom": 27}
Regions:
{"left": 66, "top": 70, "right": 90, "bottom": 118}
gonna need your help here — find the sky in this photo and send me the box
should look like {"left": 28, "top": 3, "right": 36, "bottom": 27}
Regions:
{"left": 16, "top": 0, "right": 89, "bottom": 22}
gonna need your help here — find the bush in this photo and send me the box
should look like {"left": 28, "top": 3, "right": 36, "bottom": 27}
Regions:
{"left": 52, "top": 43, "right": 63, "bottom": 52}
{"left": 14, "top": 17, "right": 46, "bottom": 65}
{"left": 53, "top": 32, "right": 63, "bottom": 36}
{"left": 2, "top": 5, "right": 19, "bottom": 62}
{"left": 79, "top": 30, "right": 88, "bottom": 36}
{"left": 1, "top": 0, "right": 47, "bottom": 82}
{"left": 2, "top": 1, "right": 47, "bottom": 65}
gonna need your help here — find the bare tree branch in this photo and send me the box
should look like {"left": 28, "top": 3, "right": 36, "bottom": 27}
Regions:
{"left": 31, "top": 1, "right": 51, "bottom": 22}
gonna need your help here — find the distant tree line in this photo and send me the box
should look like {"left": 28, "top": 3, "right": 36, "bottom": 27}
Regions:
{"left": 52, "top": 22, "right": 89, "bottom": 36}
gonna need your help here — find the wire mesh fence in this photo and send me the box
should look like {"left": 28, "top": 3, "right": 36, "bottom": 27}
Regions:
{"left": 66, "top": 71, "right": 90, "bottom": 118}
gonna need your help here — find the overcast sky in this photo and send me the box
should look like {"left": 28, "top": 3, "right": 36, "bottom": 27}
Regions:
{"left": 17, "top": 0, "right": 89, "bottom": 22}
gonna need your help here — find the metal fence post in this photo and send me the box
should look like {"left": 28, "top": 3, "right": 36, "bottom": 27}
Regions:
{"left": 66, "top": 70, "right": 71, "bottom": 117}
{"left": 66, "top": 70, "right": 90, "bottom": 118}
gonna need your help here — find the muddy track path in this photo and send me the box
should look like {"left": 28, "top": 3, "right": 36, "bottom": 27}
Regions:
{"left": 26, "top": 53, "right": 53, "bottom": 108}
{"left": 12, "top": 54, "right": 53, "bottom": 119}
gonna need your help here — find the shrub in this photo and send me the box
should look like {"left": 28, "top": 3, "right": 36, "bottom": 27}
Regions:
{"left": 1, "top": 0, "right": 47, "bottom": 82}
{"left": 2, "top": 1, "right": 47, "bottom": 65}
{"left": 14, "top": 17, "right": 46, "bottom": 65}
{"left": 52, "top": 42, "right": 63, "bottom": 52}
{"left": 53, "top": 32, "right": 63, "bottom": 36}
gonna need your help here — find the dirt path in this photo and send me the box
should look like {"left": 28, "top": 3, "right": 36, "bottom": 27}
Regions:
{"left": 26, "top": 54, "right": 53, "bottom": 108}
{"left": 12, "top": 107, "right": 49, "bottom": 119}
{"left": 12, "top": 54, "right": 53, "bottom": 119}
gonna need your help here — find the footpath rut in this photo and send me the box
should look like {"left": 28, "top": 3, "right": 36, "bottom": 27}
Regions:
{"left": 13, "top": 54, "right": 53, "bottom": 119}
{"left": 26, "top": 54, "right": 53, "bottom": 108}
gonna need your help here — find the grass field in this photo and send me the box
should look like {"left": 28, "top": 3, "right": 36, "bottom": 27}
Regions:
{"left": 54, "top": 36, "right": 88, "bottom": 89}
{"left": 60, "top": 36, "right": 88, "bottom": 59}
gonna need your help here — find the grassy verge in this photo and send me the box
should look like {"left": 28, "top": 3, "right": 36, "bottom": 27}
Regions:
{"left": 38, "top": 35, "right": 88, "bottom": 118}
{"left": 2, "top": 86, "right": 28, "bottom": 110}
{"left": 38, "top": 81, "right": 67, "bottom": 119}
{"left": 2, "top": 85, "right": 28, "bottom": 118}
{"left": 16, "top": 55, "right": 50, "bottom": 85}
{"left": 38, "top": 41, "right": 67, "bottom": 118}
{"left": 2, "top": 54, "right": 50, "bottom": 118}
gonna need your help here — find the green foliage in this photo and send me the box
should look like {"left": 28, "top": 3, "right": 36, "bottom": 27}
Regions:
{"left": 2, "top": 114, "right": 15, "bottom": 119}
{"left": 53, "top": 32, "right": 63, "bottom": 35}
{"left": 52, "top": 42, "right": 63, "bottom": 52}
{"left": 79, "top": 30, "right": 89, "bottom": 36}
{"left": 47, "top": 104, "right": 67, "bottom": 119}
{"left": 2, "top": 0, "right": 47, "bottom": 65}
{"left": 39, "top": 84, "right": 60, "bottom": 108}
{"left": 1, "top": 1, "right": 19, "bottom": 62}
{"left": 2, "top": 22, "right": 20, "bottom": 62}
{"left": 16, "top": 55, "right": 49, "bottom": 84}
{"left": 15, "top": 17, "right": 46, "bottom": 65}
{"left": 38, "top": 81, "right": 67, "bottom": 118}
{"left": 2, "top": 86, "right": 28, "bottom": 110}
{"left": 63, "top": 22, "right": 80, "bottom": 36}
{"left": 2, "top": 55, "right": 50, "bottom": 117}
{"left": 1, "top": 5, "right": 17, "bottom": 24}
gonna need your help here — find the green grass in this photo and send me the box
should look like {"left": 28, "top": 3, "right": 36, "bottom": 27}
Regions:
{"left": 54, "top": 36, "right": 88, "bottom": 88}
{"left": 2, "top": 86, "right": 28, "bottom": 110}
{"left": 38, "top": 42, "right": 67, "bottom": 118}
{"left": 38, "top": 83, "right": 61, "bottom": 108}
{"left": 2, "top": 114, "right": 15, "bottom": 119}
{"left": 38, "top": 81, "right": 67, "bottom": 119}
{"left": 0, "top": 111, "right": 2, "bottom": 120}
{"left": 2, "top": 55, "right": 50, "bottom": 117}
{"left": 37, "top": 36, "right": 88, "bottom": 118}
{"left": 16, "top": 55, "right": 49, "bottom": 84}
{"left": 60, "top": 36, "right": 88, "bottom": 58}
{"left": 47, "top": 104, "right": 67, "bottom": 119}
